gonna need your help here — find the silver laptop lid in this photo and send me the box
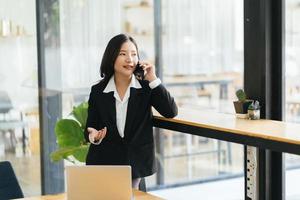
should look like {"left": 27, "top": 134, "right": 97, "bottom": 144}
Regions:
{"left": 66, "top": 165, "right": 132, "bottom": 200}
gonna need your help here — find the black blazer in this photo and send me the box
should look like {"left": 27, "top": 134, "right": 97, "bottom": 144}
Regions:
{"left": 85, "top": 79, "right": 178, "bottom": 178}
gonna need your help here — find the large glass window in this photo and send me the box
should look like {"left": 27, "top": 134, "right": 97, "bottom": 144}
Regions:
{"left": 285, "top": 0, "right": 300, "bottom": 199}
{"left": 150, "top": 0, "right": 244, "bottom": 197}
{"left": 41, "top": 0, "right": 157, "bottom": 194}
{"left": 2, "top": 0, "right": 244, "bottom": 197}
{"left": 55, "top": 0, "right": 244, "bottom": 193}
{"left": 0, "top": 0, "right": 40, "bottom": 196}
{"left": 162, "top": 0, "right": 244, "bottom": 112}
{"left": 43, "top": 0, "right": 244, "bottom": 197}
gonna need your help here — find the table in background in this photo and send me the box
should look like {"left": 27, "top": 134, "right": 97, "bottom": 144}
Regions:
{"left": 164, "top": 74, "right": 233, "bottom": 99}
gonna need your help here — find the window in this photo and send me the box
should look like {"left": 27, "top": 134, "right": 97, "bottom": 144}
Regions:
{"left": 151, "top": 0, "right": 244, "bottom": 197}
{"left": 285, "top": 0, "right": 300, "bottom": 198}
{"left": 8, "top": 0, "right": 245, "bottom": 197}
{"left": 0, "top": 0, "right": 40, "bottom": 196}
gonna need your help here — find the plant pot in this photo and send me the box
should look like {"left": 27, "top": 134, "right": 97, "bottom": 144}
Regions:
{"left": 233, "top": 100, "right": 253, "bottom": 114}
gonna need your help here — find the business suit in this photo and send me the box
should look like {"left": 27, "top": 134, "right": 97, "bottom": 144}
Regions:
{"left": 85, "top": 78, "right": 178, "bottom": 178}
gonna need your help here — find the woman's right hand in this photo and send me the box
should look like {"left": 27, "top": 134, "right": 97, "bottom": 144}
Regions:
{"left": 87, "top": 127, "right": 107, "bottom": 142}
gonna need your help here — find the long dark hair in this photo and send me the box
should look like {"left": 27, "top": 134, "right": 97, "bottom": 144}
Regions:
{"left": 100, "top": 34, "right": 139, "bottom": 81}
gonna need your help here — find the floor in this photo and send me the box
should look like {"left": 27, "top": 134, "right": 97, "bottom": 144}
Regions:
{"left": 149, "top": 168, "right": 300, "bottom": 200}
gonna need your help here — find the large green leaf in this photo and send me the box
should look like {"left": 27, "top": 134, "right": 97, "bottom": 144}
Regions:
{"left": 50, "top": 145, "right": 89, "bottom": 162}
{"left": 55, "top": 119, "right": 85, "bottom": 148}
{"left": 73, "top": 145, "right": 89, "bottom": 162}
{"left": 51, "top": 101, "right": 90, "bottom": 164}
{"left": 72, "top": 102, "right": 88, "bottom": 129}
{"left": 50, "top": 147, "right": 77, "bottom": 162}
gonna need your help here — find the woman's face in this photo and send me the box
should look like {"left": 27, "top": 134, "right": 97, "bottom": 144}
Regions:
{"left": 114, "top": 41, "right": 138, "bottom": 78}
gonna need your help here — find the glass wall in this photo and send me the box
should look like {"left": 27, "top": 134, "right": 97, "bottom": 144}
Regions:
{"left": 0, "top": 0, "right": 40, "bottom": 196}
{"left": 285, "top": 0, "right": 300, "bottom": 199}
{"left": 162, "top": 0, "right": 244, "bottom": 112}
{"left": 157, "top": 0, "right": 244, "bottom": 191}
{"left": 38, "top": 0, "right": 125, "bottom": 193}
{"left": 0, "top": 0, "right": 244, "bottom": 197}
{"left": 42, "top": 0, "right": 245, "bottom": 196}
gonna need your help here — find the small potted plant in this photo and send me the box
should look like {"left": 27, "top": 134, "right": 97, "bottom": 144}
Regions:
{"left": 233, "top": 89, "right": 253, "bottom": 115}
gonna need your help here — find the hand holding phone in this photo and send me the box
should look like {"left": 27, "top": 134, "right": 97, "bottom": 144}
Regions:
{"left": 133, "top": 62, "right": 145, "bottom": 80}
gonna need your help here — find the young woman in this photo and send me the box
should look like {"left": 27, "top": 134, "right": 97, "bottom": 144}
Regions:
{"left": 84, "top": 33, "right": 178, "bottom": 189}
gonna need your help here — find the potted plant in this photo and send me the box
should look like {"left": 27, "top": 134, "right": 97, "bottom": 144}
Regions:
{"left": 233, "top": 89, "right": 253, "bottom": 114}
{"left": 50, "top": 102, "right": 89, "bottom": 164}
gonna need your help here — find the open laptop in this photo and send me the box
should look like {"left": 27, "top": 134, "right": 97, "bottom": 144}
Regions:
{"left": 66, "top": 165, "right": 133, "bottom": 200}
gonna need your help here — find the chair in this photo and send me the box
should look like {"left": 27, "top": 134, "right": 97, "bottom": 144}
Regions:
{"left": 0, "top": 91, "right": 27, "bottom": 153}
{"left": 0, "top": 91, "right": 13, "bottom": 120}
{"left": 0, "top": 161, "right": 24, "bottom": 200}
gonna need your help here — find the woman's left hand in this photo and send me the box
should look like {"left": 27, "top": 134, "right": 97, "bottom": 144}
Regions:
{"left": 139, "top": 61, "right": 157, "bottom": 82}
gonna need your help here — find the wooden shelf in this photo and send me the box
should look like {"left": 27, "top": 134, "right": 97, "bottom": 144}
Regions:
{"left": 125, "top": 31, "right": 152, "bottom": 37}
{"left": 0, "top": 34, "right": 33, "bottom": 38}
{"left": 123, "top": 1, "right": 152, "bottom": 9}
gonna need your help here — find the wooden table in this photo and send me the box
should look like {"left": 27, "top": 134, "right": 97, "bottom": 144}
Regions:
{"left": 153, "top": 108, "right": 300, "bottom": 199}
{"left": 20, "top": 190, "right": 164, "bottom": 200}
{"left": 153, "top": 108, "right": 300, "bottom": 155}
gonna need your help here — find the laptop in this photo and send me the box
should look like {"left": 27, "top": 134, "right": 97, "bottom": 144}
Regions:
{"left": 66, "top": 165, "right": 133, "bottom": 200}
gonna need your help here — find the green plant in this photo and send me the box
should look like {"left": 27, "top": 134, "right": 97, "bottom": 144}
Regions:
{"left": 235, "top": 89, "right": 247, "bottom": 102}
{"left": 50, "top": 102, "right": 89, "bottom": 163}
{"left": 233, "top": 89, "right": 253, "bottom": 114}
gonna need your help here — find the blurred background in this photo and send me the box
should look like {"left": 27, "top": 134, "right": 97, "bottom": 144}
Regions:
{"left": 0, "top": 0, "right": 300, "bottom": 199}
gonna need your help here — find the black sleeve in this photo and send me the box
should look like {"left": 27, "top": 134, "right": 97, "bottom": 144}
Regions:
{"left": 150, "top": 84, "right": 178, "bottom": 118}
{"left": 84, "top": 86, "right": 101, "bottom": 142}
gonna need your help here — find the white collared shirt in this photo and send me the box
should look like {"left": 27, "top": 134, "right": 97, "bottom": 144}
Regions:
{"left": 89, "top": 76, "right": 161, "bottom": 144}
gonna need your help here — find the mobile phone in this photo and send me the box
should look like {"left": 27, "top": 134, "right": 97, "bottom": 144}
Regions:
{"left": 133, "top": 62, "right": 144, "bottom": 80}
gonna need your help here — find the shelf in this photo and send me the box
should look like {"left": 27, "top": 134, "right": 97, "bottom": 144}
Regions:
{"left": 123, "top": 1, "right": 152, "bottom": 9}
{"left": 125, "top": 32, "right": 152, "bottom": 37}
{"left": 123, "top": 20, "right": 153, "bottom": 36}
{"left": 0, "top": 34, "right": 33, "bottom": 38}
{"left": 1, "top": 19, "right": 32, "bottom": 38}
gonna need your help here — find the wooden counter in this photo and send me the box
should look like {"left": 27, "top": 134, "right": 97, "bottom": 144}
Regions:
{"left": 153, "top": 108, "right": 300, "bottom": 155}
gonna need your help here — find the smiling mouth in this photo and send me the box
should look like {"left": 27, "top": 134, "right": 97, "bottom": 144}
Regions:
{"left": 124, "top": 65, "right": 134, "bottom": 70}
